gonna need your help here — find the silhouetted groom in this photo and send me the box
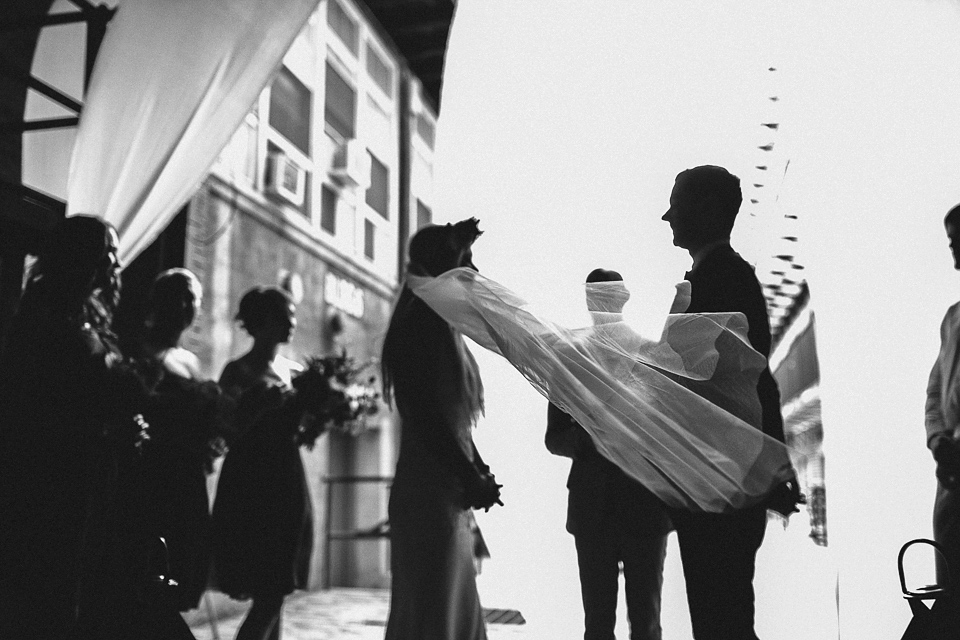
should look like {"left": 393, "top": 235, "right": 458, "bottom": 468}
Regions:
{"left": 661, "top": 165, "right": 798, "bottom": 640}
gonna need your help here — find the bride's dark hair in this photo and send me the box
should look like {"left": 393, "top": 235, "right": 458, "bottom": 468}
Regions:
{"left": 381, "top": 218, "right": 484, "bottom": 417}
{"left": 405, "top": 218, "right": 482, "bottom": 276}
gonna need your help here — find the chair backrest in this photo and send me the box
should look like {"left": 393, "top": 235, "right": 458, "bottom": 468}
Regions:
{"left": 899, "top": 538, "right": 950, "bottom": 600}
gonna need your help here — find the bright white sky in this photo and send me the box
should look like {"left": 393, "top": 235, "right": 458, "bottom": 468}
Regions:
{"left": 434, "top": 1, "right": 960, "bottom": 638}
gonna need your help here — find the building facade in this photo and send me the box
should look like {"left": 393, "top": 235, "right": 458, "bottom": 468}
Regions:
{"left": 179, "top": 0, "right": 440, "bottom": 601}
{"left": 2, "top": 0, "right": 450, "bottom": 625}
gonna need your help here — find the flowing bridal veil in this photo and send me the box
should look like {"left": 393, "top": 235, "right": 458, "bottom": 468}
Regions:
{"left": 409, "top": 268, "right": 794, "bottom": 513}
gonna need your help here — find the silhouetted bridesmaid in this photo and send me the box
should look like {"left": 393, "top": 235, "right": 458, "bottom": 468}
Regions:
{"left": 211, "top": 287, "right": 312, "bottom": 640}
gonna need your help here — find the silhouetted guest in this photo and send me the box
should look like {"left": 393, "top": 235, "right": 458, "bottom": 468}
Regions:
{"left": 926, "top": 203, "right": 960, "bottom": 586}
{"left": 546, "top": 268, "right": 671, "bottom": 640}
{"left": 661, "top": 166, "right": 801, "bottom": 640}
{"left": 211, "top": 287, "right": 312, "bottom": 640}
{"left": 0, "top": 215, "right": 149, "bottom": 640}
{"left": 133, "top": 269, "right": 230, "bottom": 613}
{"left": 81, "top": 268, "right": 224, "bottom": 639}
{"left": 382, "top": 219, "right": 502, "bottom": 640}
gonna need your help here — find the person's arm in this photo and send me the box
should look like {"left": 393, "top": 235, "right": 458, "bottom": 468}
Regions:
{"left": 927, "top": 313, "right": 951, "bottom": 448}
{"left": 416, "top": 411, "right": 501, "bottom": 510}
{"left": 927, "top": 358, "right": 949, "bottom": 450}
{"left": 405, "top": 321, "right": 501, "bottom": 509}
{"left": 545, "top": 402, "right": 592, "bottom": 459}
{"left": 926, "top": 314, "right": 960, "bottom": 488}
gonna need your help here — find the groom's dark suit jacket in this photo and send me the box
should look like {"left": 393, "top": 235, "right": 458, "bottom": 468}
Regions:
{"left": 684, "top": 243, "right": 785, "bottom": 444}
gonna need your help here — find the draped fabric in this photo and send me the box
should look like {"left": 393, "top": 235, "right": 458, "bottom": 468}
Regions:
{"left": 409, "top": 268, "right": 795, "bottom": 513}
{"left": 66, "top": 0, "right": 319, "bottom": 264}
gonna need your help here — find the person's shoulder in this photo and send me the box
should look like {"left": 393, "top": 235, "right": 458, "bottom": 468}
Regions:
{"left": 219, "top": 357, "right": 251, "bottom": 389}
{"left": 941, "top": 301, "right": 960, "bottom": 328}
{"left": 220, "top": 357, "right": 243, "bottom": 376}
{"left": 690, "top": 246, "right": 761, "bottom": 299}
{"left": 162, "top": 347, "right": 202, "bottom": 380}
{"left": 276, "top": 354, "right": 303, "bottom": 374}
{"left": 75, "top": 322, "right": 120, "bottom": 361}
{"left": 711, "top": 248, "right": 764, "bottom": 294}
{"left": 691, "top": 244, "right": 748, "bottom": 279}
{"left": 714, "top": 245, "right": 755, "bottom": 274}
{"left": 269, "top": 354, "right": 302, "bottom": 387}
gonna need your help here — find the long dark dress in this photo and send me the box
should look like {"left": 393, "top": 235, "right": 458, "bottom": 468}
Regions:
{"left": 384, "top": 298, "right": 487, "bottom": 640}
{"left": 210, "top": 360, "right": 313, "bottom": 599}
{"left": 0, "top": 305, "right": 148, "bottom": 640}
{"left": 138, "top": 364, "right": 229, "bottom": 610}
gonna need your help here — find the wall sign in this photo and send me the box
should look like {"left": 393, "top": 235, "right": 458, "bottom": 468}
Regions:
{"left": 324, "top": 272, "right": 364, "bottom": 319}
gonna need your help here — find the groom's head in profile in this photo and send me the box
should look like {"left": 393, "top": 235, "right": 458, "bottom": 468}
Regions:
{"left": 662, "top": 165, "right": 742, "bottom": 254}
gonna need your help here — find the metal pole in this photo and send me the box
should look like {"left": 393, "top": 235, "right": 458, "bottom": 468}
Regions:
{"left": 396, "top": 68, "right": 412, "bottom": 279}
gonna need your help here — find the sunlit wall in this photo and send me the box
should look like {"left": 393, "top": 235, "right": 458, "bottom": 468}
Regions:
{"left": 433, "top": 1, "right": 960, "bottom": 638}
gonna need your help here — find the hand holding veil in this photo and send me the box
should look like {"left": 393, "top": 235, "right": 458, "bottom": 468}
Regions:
{"left": 408, "top": 268, "right": 796, "bottom": 513}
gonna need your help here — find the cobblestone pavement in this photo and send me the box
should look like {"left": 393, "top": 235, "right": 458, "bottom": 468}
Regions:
{"left": 190, "top": 588, "right": 530, "bottom": 640}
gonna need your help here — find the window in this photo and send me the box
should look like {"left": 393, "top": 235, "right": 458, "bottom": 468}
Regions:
{"left": 416, "top": 113, "right": 435, "bottom": 149}
{"left": 364, "top": 219, "right": 375, "bottom": 260}
{"left": 265, "top": 140, "right": 309, "bottom": 215}
{"left": 365, "top": 152, "right": 389, "bottom": 219}
{"left": 365, "top": 43, "right": 392, "bottom": 98}
{"left": 416, "top": 199, "right": 432, "bottom": 229}
{"left": 269, "top": 67, "right": 311, "bottom": 155}
{"left": 325, "top": 62, "right": 356, "bottom": 139}
{"left": 327, "top": 0, "right": 358, "bottom": 55}
{"left": 320, "top": 184, "right": 337, "bottom": 234}
{"left": 237, "top": 117, "right": 258, "bottom": 181}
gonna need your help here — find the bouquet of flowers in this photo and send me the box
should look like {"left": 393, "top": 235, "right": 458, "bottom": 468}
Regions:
{"left": 148, "top": 373, "right": 234, "bottom": 473}
{"left": 291, "top": 351, "right": 381, "bottom": 449}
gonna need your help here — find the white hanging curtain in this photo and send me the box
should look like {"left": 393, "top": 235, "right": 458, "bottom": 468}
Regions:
{"left": 66, "top": 0, "right": 319, "bottom": 265}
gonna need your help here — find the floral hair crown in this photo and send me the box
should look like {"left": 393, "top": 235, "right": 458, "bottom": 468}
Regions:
{"left": 449, "top": 217, "right": 483, "bottom": 247}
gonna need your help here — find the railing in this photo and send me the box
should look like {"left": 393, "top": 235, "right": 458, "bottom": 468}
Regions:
{"left": 323, "top": 475, "right": 392, "bottom": 588}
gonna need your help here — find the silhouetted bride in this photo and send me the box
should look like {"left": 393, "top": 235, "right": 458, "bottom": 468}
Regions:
{"left": 381, "top": 218, "right": 502, "bottom": 640}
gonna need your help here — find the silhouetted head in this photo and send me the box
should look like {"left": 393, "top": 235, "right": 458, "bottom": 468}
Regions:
{"left": 236, "top": 286, "right": 296, "bottom": 345}
{"left": 407, "top": 218, "right": 483, "bottom": 276}
{"left": 26, "top": 214, "right": 121, "bottom": 326}
{"left": 383, "top": 218, "right": 485, "bottom": 412}
{"left": 586, "top": 268, "right": 623, "bottom": 284}
{"left": 146, "top": 268, "right": 202, "bottom": 347}
{"left": 585, "top": 268, "right": 629, "bottom": 314}
{"left": 945, "top": 204, "right": 960, "bottom": 270}
{"left": 662, "top": 165, "right": 742, "bottom": 253}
